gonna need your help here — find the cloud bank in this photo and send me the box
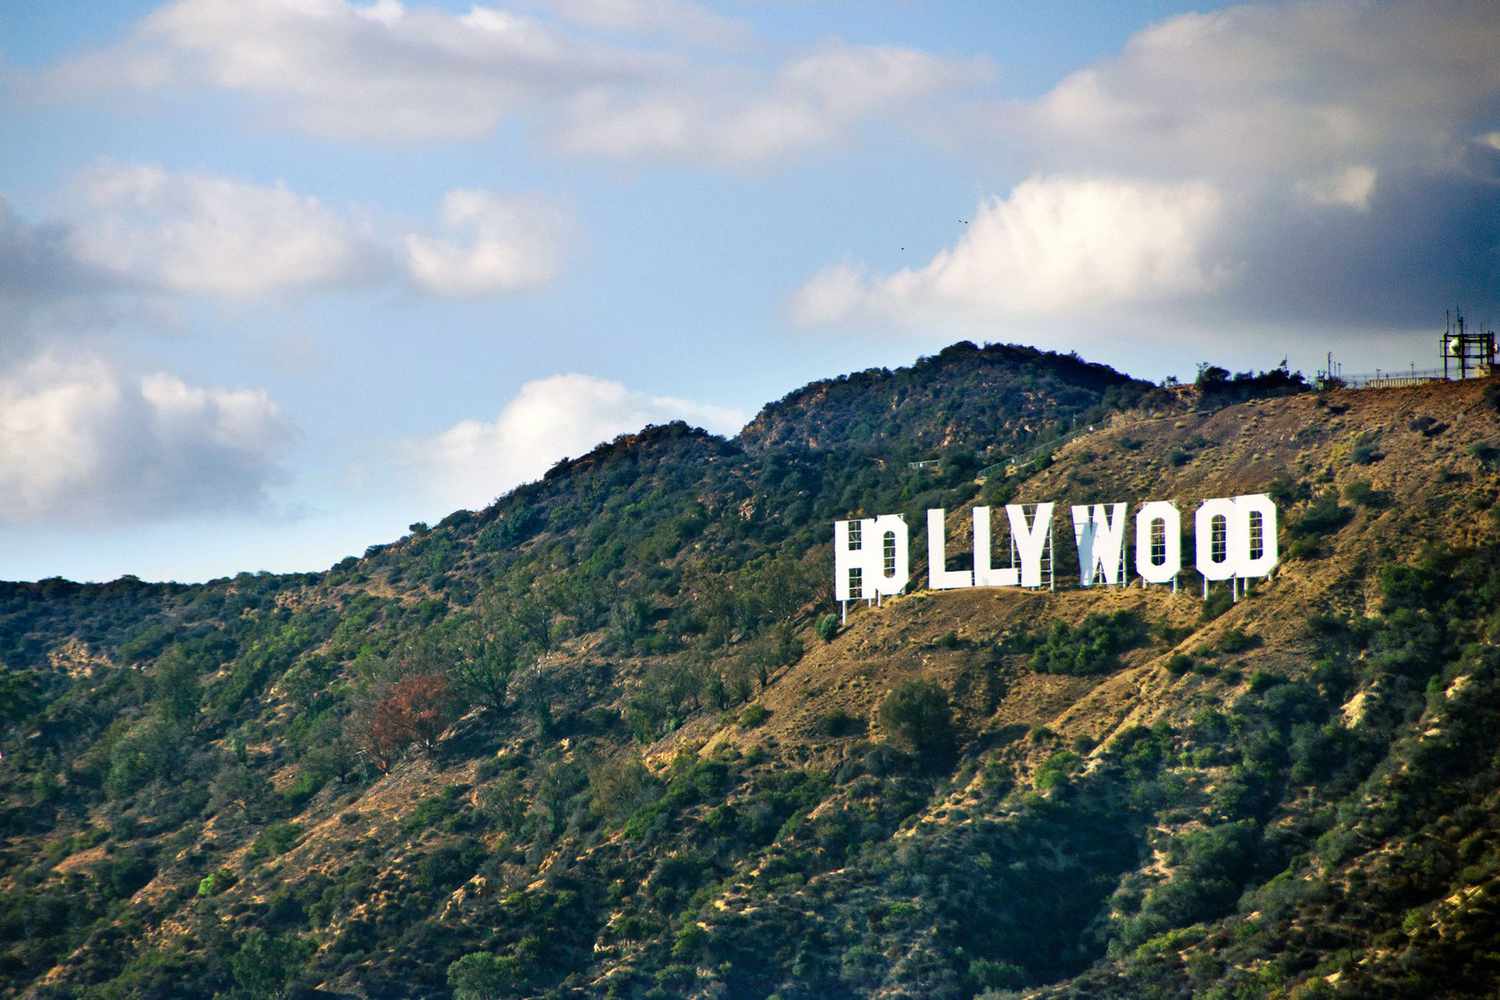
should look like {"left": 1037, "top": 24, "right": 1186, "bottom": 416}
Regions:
{"left": 4, "top": 166, "right": 572, "bottom": 315}
{"left": 793, "top": 0, "right": 1500, "bottom": 351}
{"left": 401, "top": 373, "right": 745, "bottom": 512}
{"left": 0, "top": 353, "right": 294, "bottom": 525}
{"left": 31, "top": 0, "right": 990, "bottom": 164}
{"left": 404, "top": 190, "right": 572, "bottom": 297}
{"left": 792, "top": 177, "right": 1229, "bottom": 325}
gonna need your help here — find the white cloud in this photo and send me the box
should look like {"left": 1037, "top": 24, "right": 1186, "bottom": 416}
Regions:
{"left": 67, "top": 164, "right": 383, "bottom": 298}
{"left": 792, "top": 176, "right": 1227, "bottom": 326}
{"left": 1295, "top": 165, "right": 1377, "bottom": 210}
{"left": 795, "top": 1, "right": 1500, "bottom": 346}
{"left": 1014, "top": 1, "right": 1500, "bottom": 184}
{"left": 0, "top": 353, "right": 294, "bottom": 525}
{"left": 32, "top": 2, "right": 989, "bottom": 164}
{"left": 404, "top": 190, "right": 571, "bottom": 296}
{"left": 401, "top": 373, "right": 744, "bottom": 512}
{"left": 542, "top": 0, "right": 747, "bottom": 45}
{"left": 556, "top": 41, "right": 993, "bottom": 164}
{"left": 37, "top": 0, "right": 656, "bottom": 142}
{"left": 8, "top": 166, "right": 569, "bottom": 309}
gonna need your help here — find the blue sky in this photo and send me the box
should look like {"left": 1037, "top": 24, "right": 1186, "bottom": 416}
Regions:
{"left": 2, "top": 1, "right": 1497, "bottom": 583}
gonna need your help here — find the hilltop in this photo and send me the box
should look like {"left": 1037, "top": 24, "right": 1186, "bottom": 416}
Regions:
{"left": 2, "top": 346, "right": 1499, "bottom": 999}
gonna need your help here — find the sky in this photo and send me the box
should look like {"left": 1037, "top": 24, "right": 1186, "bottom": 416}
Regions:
{"left": 1, "top": 0, "right": 1497, "bottom": 584}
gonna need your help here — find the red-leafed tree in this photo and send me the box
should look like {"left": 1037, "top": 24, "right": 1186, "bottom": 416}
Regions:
{"left": 358, "top": 672, "right": 456, "bottom": 771}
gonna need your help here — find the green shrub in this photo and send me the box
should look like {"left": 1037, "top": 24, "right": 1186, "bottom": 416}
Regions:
{"left": 1343, "top": 480, "right": 1390, "bottom": 509}
{"left": 878, "top": 679, "right": 954, "bottom": 764}
{"left": 1290, "top": 493, "right": 1352, "bottom": 538}
{"left": 812, "top": 709, "right": 866, "bottom": 738}
{"left": 1350, "top": 435, "right": 1384, "bottom": 465}
{"left": 229, "top": 930, "right": 313, "bottom": 997}
{"left": 1267, "top": 476, "right": 1309, "bottom": 506}
{"left": 588, "top": 754, "right": 660, "bottom": 822}
{"left": 815, "top": 614, "right": 839, "bottom": 643}
{"left": 1030, "top": 611, "right": 1147, "bottom": 676}
{"left": 250, "top": 821, "right": 303, "bottom": 860}
{"left": 1218, "top": 629, "right": 1261, "bottom": 654}
{"left": 1248, "top": 670, "right": 1285, "bottom": 693}
{"left": 970, "top": 957, "right": 1026, "bottom": 990}
{"left": 737, "top": 704, "right": 771, "bottom": 729}
{"left": 99, "top": 849, "right": 156, "bottom": 901}
{"left": 197, "top": 869, "right": 236, "bottom": 897}
{"left": 1035, "top": 750, "right": 1082, "bottom": 791}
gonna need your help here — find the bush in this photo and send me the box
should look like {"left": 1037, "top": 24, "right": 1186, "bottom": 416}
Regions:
{"left": 970, "top": 958, "right": 1026, "bottom": 990}
{"left": 1290, "top": 493, "right": 1352, "bottom": 538}
{"left": 229, "top": 931, "right": 313, "bottom": 997}
{"left": 1030, "top": 611, "right": 1147, "bottom": 676}
{"left": 588, "top": 754, "right": 660, "bottom": 822}
{"left": 1218, "top": 630, "right": 1261, "bottom": 654}
{"left": 1469, "top": 441, "right": 1500, "bottom": 468}
{"left": 737, "top": 704, "right": 770, "bottom": 729}
{"left": 1343, "top": 480, "right": 1390, "bottom": 509}
{"left": 100, "top": 849, "right": 156, "bottom": 901}
{"left": 1267, "top": 476, "right": 1309, "bottom": 506}
{"left": 815, "top": 613, "right": 839, "bottom": 643}
{"left": 197, "top": 869, "right": 236, "bottom": 897}
{"left": 1350, "top": 434, "right": 1384, "bottom": 465}
{"left": 250, "top": 821, "right": 303, "bottom": 860}
{"left": 812, "top": 709, "right": 866, "bottom": 738}
{"left": 878, "top": 679, "right": 954, "bottom": 764}
{"left": 1035, "top": 750, "right": 1082, "bottom": 791}
{"left": 1408, "top": 415, "right": 1447, "bottom": 437}
{"left": 353, "top": 672, "right": 458, "bottom": 771}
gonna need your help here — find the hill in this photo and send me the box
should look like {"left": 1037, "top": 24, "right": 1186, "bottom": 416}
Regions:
{"left": 1, "top": 346, "right": 1499, "bottom": 999}
{"left": 736, "top": 341, "right": 1153, "bottom": 459}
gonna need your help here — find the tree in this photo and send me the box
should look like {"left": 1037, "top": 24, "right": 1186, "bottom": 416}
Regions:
{"left": 228, "top": 930, "right": 313, "bottom": 999}
{"left": 1195, "top": 363, "right": 1230, "bottom": 388}
{"left": 447, "top": 952, "right": 514, "bottom": 1000}
{"left": 210, "top": 759, "right": 274, "bottom": 822}
{"left": 153, "top": 646, "right": 200, "bottom": 727}
{"left": 447, "top": 593, "right": 554, "bottom": 714}
{"left": 354, "top": 673, "right": 458, "bottom": 771}
{"left": 588, "top": 752, "right": 660, "bottom": 822}
{"left": 878, "top": 679, "right": 955, "bottom": 765}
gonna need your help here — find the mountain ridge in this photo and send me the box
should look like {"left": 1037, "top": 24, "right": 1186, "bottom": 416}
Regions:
{"left": 2, "top": 346, "right": 1499, "bottom": 999}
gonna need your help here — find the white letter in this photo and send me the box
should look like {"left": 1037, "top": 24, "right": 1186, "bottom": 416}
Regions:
{"left": 1071, "top": 503, "right": 1128, "bottom": 586}
{"left": 1005, "top": 502, "right": 1054, "bottom": 588}
{"left": 834, "top": 518, "right": 872, "bottom": 600}
{"left": 973, "top": 506, "right": 1020, "bottom": 587}
{"left": 927, "top": 508, "right": 973, "bottom": 590}
{"left": 869, "top": 513, "right": 911, "bottom": 596}
{"left": 1134, "top": 501, "right": 1182, "bottom": 584}
{"left": 1194, "top": 498, "right": 1239, "bottom": 582}
{"left": 1233, "top": 493, "right": 1278, "bottom": 579}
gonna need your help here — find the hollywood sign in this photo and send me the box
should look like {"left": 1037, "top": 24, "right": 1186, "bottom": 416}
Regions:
{"left": 833, "top": 494, "right": 1276, "bottom": 609}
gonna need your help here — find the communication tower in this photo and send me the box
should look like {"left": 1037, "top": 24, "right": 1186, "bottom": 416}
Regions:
{"left": 1442, "top": 309, "right": 1497, "bottom": 380}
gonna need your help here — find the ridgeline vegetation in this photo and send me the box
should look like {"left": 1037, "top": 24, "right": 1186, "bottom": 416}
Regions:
{"left": 2, "top": 343, "right": 1500, "bottom": 998}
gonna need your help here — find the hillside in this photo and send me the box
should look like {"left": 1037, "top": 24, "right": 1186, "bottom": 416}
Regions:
{"left": 736, "top": 341, "right": 1153, "bottom": 459}
{"left": 2, "top": 347, "right": 1500, "bottom": 999}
